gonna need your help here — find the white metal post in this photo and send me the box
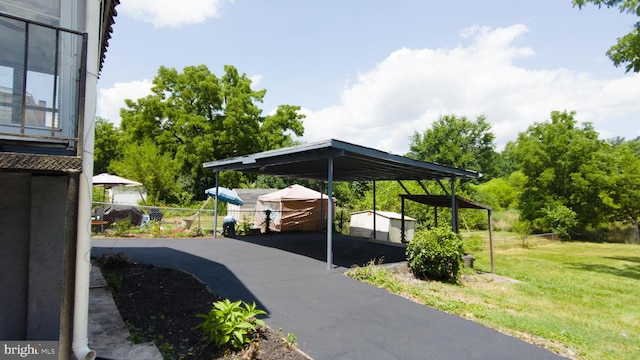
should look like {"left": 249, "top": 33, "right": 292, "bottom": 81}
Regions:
{"left": 213, "top": 172, "right": 219, "bottom": 237}
{"left": 327, "top": 157, "right": 334, "bottom": 270}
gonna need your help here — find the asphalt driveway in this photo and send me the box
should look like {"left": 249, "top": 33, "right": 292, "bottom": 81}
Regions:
{"left": 92, "top": 234, "right": 566, "bottom": 360}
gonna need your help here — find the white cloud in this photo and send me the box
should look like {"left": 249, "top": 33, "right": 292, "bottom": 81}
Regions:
{"left": 301, "top": 24, "right": 640, "bottom": 154}
{"left": 97, "top": 79, "right": 153, "bottom": 124}
{"left": 250, "top": 74, "right": 263, "bottom": 87}
{"left": 118, "top": 0, "right": 231, "bottom": 28}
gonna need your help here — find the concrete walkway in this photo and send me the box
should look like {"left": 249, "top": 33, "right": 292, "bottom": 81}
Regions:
{"left": 92, "top": 235, "right": 567, "bottom": 360}
{"left": 88, "top": 262, "right": 162, "bottom": 360}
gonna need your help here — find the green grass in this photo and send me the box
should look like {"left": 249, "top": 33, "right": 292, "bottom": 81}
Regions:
{"left": 347, "top": 242, "right": 640, "bottom": 360}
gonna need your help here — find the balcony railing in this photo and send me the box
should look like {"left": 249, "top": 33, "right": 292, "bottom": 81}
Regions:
{"left": 0, "top": 12, "right": 87, "bottom": 156}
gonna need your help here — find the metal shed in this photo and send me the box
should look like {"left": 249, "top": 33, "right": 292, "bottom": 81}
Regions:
{"left": 350, "top": 210, "right": 416, "bottom": 244}
{"left": 203, "top": 139, "right": 481, "bottom": 269}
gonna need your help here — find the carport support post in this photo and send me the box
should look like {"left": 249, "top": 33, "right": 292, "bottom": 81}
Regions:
{"left": 327, "top": 157, "right": 334, "bottom": 270}
{"left": 450, "top": 178, "right": 458, "bottom": 233}
{"left": 489, "top": 209, "right": 495, "bottom": 273}
{"left": 372, "top": 179, "right": 377, "bottom": 240}
{"left": 401, "top": 197, "right": 405, "bottom": 243}
{"left": 213, "top": 172, "right": 219, "bottom": 237}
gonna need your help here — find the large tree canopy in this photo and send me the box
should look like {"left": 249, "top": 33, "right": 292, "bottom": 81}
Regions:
{"left": 512, "top": 110, "right": 607, "bottom": 235}
{"left": 573, "top": 0, "right": 640, "bottom": 72}
{"left": 407, "top": 114, "right": 497, "bottom": 179}
{"left": 116, "top": 64, "right": 305, "bottom": 203}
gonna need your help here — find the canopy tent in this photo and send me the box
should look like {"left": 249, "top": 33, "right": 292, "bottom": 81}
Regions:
{"left": 92, "top": 173, "right": 145, "bottom": 204}
{"left": 92, "top": 173, "right": 141, "bottom": 187}
{"left": 255, "top": 184, "right": 336, "bottom": 233}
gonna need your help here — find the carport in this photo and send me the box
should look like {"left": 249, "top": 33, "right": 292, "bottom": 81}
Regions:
{"left": 203, "top": 139, "right": 481, "bottom": 269}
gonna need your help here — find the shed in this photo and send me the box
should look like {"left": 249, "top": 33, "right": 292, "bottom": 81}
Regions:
{"left": 255, "top": 184, "right": 335, "bottom": 233}
{"left": 350, "top": 210, "right": 416, "bottom": 244}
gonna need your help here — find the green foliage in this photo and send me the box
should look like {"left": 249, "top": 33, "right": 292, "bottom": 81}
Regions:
{"left": 506, "top": 111, "right": 640, "bottom": 235}
{"left": 196, "top": 299, "right": 266, "bottom": 351}
{"left": 110, "top": 139, "right": 182, "bottom": 204}
{"left": 471, "top": 176, "right": 519, "bottom": 210}
{"left": 113, "top": 219, "right": 134, "bottom": 237}
{"left": 119, "top": 64, "right": 305, "bottom": 202}
{"left": 348, "top": 260, "right": 408, "bottom": 293}
{"left": 513, "top": 111, "right": 606, "bottom": 233}
{"left": 104, "top": 272, "right": 123, "bottom": 291}
{"left": 276, "top": 328, "right": 298, "bottom": 348}
{"left": 407, "top": 114, "right": 498, "bottom": 179}
{"left": 512, "top": 219, "right": 532, "bottom": 238}
{"left": 94, "top": 117, "right": 122, "bottom": 175}
{"left": 349, "top": 181, "right": 440, "bottom": 227}
{"left": 573, "top": 0, "right": 640, "bottom": 73}
{"left": 406, "top": 227, "right": 464, "bottom": 283}
{"left": 462, "top": 234, "right": 484, "bottom": 253}
{"left": 539, "top": 203, "right": 578, "bottom": 240}
{"left": 353, "top": 241, "right": 640, "bottom": 360}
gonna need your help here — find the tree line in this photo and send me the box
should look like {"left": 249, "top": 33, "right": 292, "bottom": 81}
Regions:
{"left": 95, "top": 63, "right": 639, "bottom": 240}
{"left": 97, "top": 0, "right": 640, "bottom": 239}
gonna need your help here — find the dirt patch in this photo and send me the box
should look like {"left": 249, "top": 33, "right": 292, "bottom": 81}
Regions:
{"left": 97, "top": 254, "right": 310, "bottom": 360}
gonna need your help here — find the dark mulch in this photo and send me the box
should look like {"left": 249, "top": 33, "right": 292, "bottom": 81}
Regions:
{"left": 97, "top": 253, "right": 309, "bottom": 360}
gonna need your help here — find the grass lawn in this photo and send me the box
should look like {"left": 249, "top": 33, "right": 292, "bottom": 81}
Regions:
{"left": 348, "top": 241, "right": 640, "bottom": 360}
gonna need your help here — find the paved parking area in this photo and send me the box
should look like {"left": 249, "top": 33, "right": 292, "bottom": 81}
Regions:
{"left": 92, "top": 234, "right": 566, "bottom": 360}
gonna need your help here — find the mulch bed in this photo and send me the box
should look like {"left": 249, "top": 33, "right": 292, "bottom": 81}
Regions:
{"left": 97, "top": 253, "right": 309, "bottom": 360}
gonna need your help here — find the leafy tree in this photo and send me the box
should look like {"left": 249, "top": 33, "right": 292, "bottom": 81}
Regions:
{"left": 407, "top": 114, "right": 498, "bottom": 180}
{"left": 118, "top": 65, "right": 305, "bottom": 202}
{"left": 471, "top": 176, "right": 519, "bottom": 210}
{"left": 495, "top": 141, "right": 521, "bottom": 178}
{"left": 513, "top": 110, "right": 606, "bottom": 233}
{"left": 540, "top": 202, "right": 578, "bottom": 240}
{"left": 93, "top": 117, "right": 122, "bottom": 174}
{"left": 573, "top": 0, "right": 640, "bottom": 72}
{"left": 109, "top": 139, "right": 182, "bottom": 204}
{"left": 578, "top": 140, "right": 640, "bottom": 227}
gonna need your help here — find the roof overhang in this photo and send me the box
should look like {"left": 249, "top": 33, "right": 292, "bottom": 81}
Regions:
{"left": 400, "top": 194, "right": 491, "bottom": 210}
{"left": 203, "top": 139, "right": 481, "bottom": 182}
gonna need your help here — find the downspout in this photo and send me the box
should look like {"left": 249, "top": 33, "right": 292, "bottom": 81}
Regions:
{"left": 60, "top": 170, "right": 80, "bottom": 360}
{"left": 73, "top": 1, "right": 100, "bottom": 359}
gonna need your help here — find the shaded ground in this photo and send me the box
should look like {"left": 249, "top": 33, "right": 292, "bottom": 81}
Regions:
{"left": 97, "top": 254, "right": 309, "bottom": 360}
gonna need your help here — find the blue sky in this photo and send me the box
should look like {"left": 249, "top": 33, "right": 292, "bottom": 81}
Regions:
{"left": 97, "top": 0, "right": 640, "bottom": 154}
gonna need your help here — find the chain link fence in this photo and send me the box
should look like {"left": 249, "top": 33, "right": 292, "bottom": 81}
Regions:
{"left": 91, "top": 202, "right": 224, "bottom": 236}
{"left": 90, "top": 202, "right": 337, "bottom": 237}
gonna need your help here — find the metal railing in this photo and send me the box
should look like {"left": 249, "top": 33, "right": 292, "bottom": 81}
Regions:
{"left": 0, "top": 12, "right": 87, "bottom": 155}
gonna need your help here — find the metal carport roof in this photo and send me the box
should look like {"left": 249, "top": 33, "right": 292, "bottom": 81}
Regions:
{"left": 203, "top": 139, "right": 481, "bottom": 181}
{"left": 203, "top": 139, "right": 482, "bottom": 269}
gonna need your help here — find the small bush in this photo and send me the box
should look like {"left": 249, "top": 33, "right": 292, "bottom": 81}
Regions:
{"left": 113, "top": 219, "right": 133, "bottom": 237}
{"left": 196, "top": 299, "right": 266, "bottom": 351}
{"left": 406, "top": 227, "right": 463, "bottom": 283}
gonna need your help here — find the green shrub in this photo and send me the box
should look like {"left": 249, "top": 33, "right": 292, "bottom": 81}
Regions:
{"left": 196, "top": 299, "right": 266, "bottom": 351}
{"left": 406, "top": 227, "right": 463, "bottom": 283}
{"left": 113, "top": 219, "right": 133, "bottom": 237}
